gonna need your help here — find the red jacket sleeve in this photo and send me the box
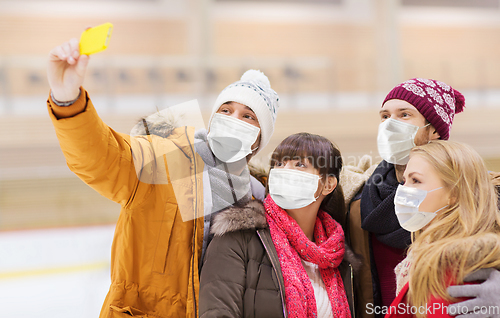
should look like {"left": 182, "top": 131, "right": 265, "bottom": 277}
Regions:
{"left": 385, "top": 282, "right": 473, "bottom": 318}
{"left": 425, "top": 295, "right": 454, "bottom": 318}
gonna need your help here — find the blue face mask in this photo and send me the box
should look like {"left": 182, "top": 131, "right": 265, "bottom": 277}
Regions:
{"left": 394, "top": 184, "right": 448, "bottom": 232}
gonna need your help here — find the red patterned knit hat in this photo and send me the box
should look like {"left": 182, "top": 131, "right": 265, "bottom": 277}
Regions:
{"left": 382, "top": 78, "right": 465, "bottom": 140}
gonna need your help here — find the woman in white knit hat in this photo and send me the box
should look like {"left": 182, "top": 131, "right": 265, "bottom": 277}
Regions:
{"left": 47, "top": 35, "right": 279, "bottom": 318}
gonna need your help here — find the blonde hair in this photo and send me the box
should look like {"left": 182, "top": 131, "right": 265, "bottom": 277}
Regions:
{"left": 406, "top": 141, "right": 500, "bottom": 316}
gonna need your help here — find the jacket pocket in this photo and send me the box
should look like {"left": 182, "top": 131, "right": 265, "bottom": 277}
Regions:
{"left": 108, "top": 305, "right": 147, "bottom": 317}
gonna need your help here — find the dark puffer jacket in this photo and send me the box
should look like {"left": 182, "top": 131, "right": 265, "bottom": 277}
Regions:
{"left": 199, "top": 200, "right": 361, "bottom": 318}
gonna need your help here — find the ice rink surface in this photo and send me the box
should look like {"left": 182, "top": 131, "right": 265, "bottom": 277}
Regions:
{"left": 0, "top": 225, "right": 114, "bottom": 318}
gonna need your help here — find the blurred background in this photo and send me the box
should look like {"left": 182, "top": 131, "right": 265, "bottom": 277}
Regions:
{"left": 1, "top": 0, "right": 500, "bottom": 316}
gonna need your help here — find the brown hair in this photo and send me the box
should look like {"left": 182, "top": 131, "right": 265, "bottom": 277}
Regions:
{"left": 269, "top": 132, "right": 346, "bottom": 227}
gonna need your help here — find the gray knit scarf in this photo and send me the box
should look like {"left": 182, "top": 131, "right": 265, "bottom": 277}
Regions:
{"left": 194, "top": 129, "right": 252, "bottom": 213}
{"left": 194, "top": 129, "right": 254, "bottom": 274}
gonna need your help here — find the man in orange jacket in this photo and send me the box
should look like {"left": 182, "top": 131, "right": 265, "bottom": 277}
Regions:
{"left": 47, "top": 36, "right": 279, "bottom": 318}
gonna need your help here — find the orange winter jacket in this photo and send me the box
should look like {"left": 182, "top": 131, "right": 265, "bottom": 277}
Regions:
{"left": 47, "top": 88, "right": 205, "bottom": 318}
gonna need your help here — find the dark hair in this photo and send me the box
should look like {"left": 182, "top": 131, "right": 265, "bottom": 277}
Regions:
{"left": 269, "top": 132, "right": 346, "bottom": 227}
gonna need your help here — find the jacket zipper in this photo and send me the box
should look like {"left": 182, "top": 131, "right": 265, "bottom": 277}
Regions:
{"left": 349, "top": 263, "right": 355, "bottom": 318}
{"left": 186, "top": 126, "right": 198, "bottom": 317}
{"left": 257, "top": 230, "right": 287, "bottom": 318}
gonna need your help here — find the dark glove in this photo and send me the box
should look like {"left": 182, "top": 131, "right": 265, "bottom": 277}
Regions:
{"left": 447, "top": 268, "right": 500, "bottom": 318}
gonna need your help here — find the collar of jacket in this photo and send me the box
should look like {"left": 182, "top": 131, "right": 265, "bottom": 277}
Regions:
{"left": 209, "top": 200, "right": 288, "bottom": 317}
{"left": 210, "top": 200, "right": 268, "bottom": 236}
{"left": 131, "top": 111, "right": 178, "bottom": 138}
{"left": 210, "top": 199, "right": 364, "bottom": 318}
{"left": 210, "top": 200, "right": 362, "bottom": 272}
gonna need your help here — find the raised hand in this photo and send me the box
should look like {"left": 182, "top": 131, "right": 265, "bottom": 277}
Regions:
{"left": 47, "top": 37, "right": 89, "bottom": 102}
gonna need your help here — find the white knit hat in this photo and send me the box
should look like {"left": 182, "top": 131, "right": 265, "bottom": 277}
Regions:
{"left": 209, "top": 70, "right": 279, "bottom": 155}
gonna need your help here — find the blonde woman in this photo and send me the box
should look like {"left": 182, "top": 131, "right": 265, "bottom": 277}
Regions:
{"left": 386, "top": 141, "right": 500, "bottom": 318}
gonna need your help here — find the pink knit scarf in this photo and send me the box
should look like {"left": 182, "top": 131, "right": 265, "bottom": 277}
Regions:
{"left": 264, "top": 195, "right": 350, "bottom": 318}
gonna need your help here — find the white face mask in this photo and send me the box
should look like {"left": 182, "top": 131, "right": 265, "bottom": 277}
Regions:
{"left": 377, "top": 118, "right": 430, "bottom": 165}
{"left": 394, "top": 184, "right": 447, "bottom": 232}
{"left": 207, "top": 113, "right": 260, "bottom": 163}
{"left": 268, "top": 168, "right": 321, "bottom": 210}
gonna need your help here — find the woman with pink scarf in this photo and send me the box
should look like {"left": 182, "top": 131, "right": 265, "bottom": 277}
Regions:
{"left": 199, "top": 133, "right": 358, "bottom": 318}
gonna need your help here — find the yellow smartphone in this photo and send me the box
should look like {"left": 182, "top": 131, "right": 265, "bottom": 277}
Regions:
{"left": 79, "top": 22, "right": 113, "bottom": 55}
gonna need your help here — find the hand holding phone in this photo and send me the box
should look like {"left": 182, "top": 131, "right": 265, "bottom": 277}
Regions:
{"left": 80, "top": 22, "right": 113, "bottom": 55}
{"left": 48, "top": 23, "right": 113, "bottom": 102}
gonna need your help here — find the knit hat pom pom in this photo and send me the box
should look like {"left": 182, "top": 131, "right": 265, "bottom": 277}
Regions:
{"left": 240, "top": 69, "right": 271, "bottom": 88}
{"left": 453, "top": 88, "right": 465, "bottom": 114}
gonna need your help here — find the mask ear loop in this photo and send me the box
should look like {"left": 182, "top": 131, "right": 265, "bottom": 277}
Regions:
{"left": 433, "top": 205, "right": 448, "bottom": 214}
{"left": 313, "top": 175, "right": 328, "bottom": 201}
{"left": 251, "top": 134, "right": 261, "bottom": 153}
{"left": 427, "top": 186, "right": 443, "bottom": 193}
{"left": 420, "top": 123, "right": 431, "bottom": 130}
{"left": 419, "top": 123, "right": 434, "bottom": 144}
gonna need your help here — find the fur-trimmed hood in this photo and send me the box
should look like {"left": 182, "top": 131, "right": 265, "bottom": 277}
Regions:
{"left": 210, "top": 200, "right": 363, "bottom": 274}
{"left": 210, "top": 200, "right": 268, "bottom": 236}
{"left": 130, "top": 111, "right": 179, "bottom": 138}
